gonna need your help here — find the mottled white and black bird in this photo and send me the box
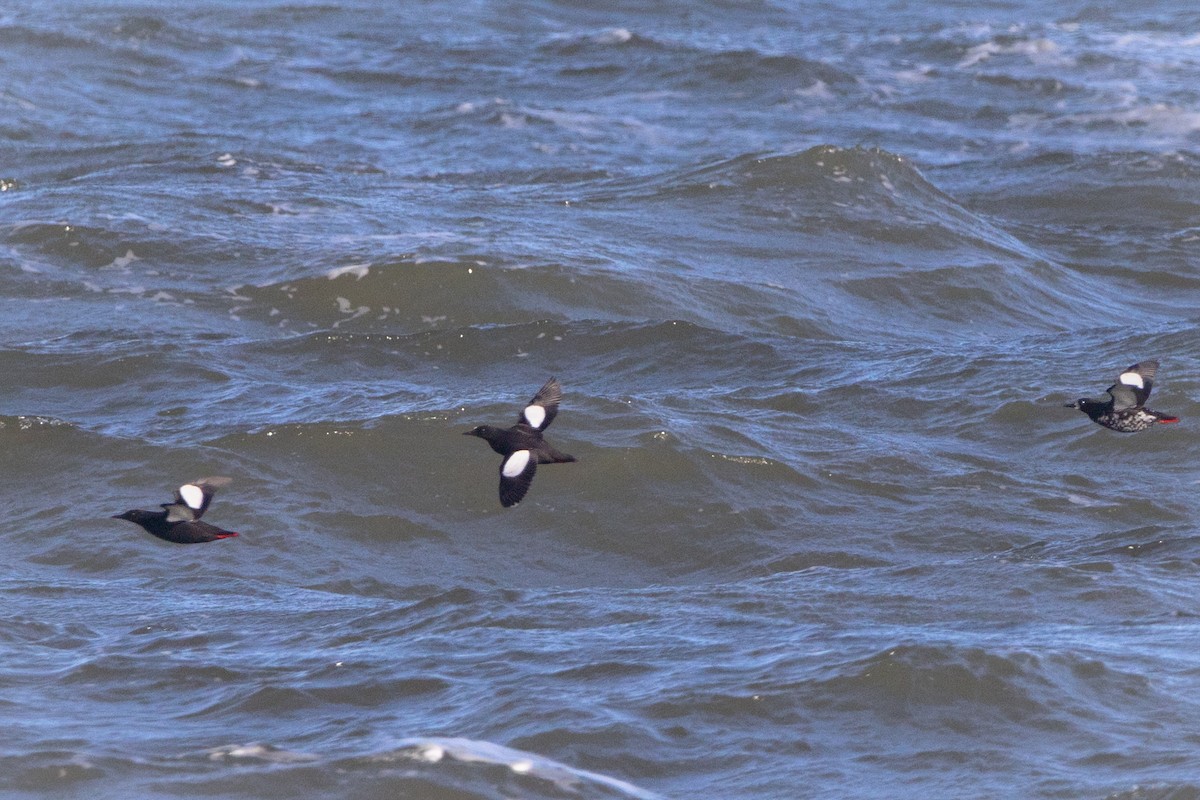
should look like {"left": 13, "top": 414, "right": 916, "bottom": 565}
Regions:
{"left": 1065, "top": 360, "right": 1180, "bottom": 433}
{"left": 464, "top": 377, "right": 576, "bottom": 507}
{"left": 112, "top": 477, "right": 239, "bottom": 543}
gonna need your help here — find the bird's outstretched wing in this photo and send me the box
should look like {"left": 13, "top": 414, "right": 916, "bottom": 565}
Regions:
{"left": 163, "top": 476, "right": 232, "bottom": 522}
{"left": 1107, "top": 361, "right": 1158, "bottom": 410}
{"left": 498, "top": 450, "right": 537, "bottom": 507}
{"left": 518, "top": 377, "right": 562, "bottom": 432}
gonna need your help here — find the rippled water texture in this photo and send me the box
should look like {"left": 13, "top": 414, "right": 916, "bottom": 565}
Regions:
{"left": 3, "top": 1, "right": 1200, "bottom": 798}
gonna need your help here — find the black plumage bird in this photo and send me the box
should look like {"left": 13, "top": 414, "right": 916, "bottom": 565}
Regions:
{"left": 1065, "top": 360, "right": 1180, "bottom": 433}
{"left": 112, "top": 477, "right": 240, "bottom": 543}
{"left": 464, "top": 377, "right": 576, "bottom": 507}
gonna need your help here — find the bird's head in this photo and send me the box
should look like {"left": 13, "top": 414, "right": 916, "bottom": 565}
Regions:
{"left": 464, "top": 425, "right": 499, "bottom": 441}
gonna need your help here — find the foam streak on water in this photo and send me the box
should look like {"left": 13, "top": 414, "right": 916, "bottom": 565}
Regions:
{"left": 2, "top": 2, "right": 1200, "bottom": 798}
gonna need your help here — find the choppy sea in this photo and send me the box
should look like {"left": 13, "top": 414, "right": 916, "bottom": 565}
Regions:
{"left": 3, "top": 1, "right": 1200, "bottom": 797}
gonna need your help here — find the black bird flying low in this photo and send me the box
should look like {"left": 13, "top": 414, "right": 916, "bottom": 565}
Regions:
{"left": 464, "top": 377, "right": 576, "bottom": 507}
{"left": 112, "top": 477, "right": 239, "bottom": 543}
{"left": 1065, "top": 360, "right": 1180, "bottom": 433}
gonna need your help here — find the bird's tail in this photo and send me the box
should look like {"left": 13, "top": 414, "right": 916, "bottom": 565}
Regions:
{"left": 546, "top": 448, "right": 576, "bottom": 463}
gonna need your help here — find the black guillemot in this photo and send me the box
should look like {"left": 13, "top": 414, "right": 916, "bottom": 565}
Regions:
{"left": 1065, "top": 360, "right": 1180, "bottom": 433}
{"left": 112, "top": 477, "right": 240, "bottom": 543}
{"left": 464, "top": 377, "right": 576, "bottom": 507}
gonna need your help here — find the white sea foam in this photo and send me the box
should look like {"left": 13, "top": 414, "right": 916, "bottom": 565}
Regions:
{"left": 207, "top": 743, "right": 317, "bottom": 763}
{"left": 958, "top": 38, "right": 1067, "bottom": 69}
{"left": 594, "top": 27, "right": 632, "bottom": 45}
{"left": 393, "top": 737, "right": 663, "bottom": 799}
{"left": 333, "top": 297, "right": 370, "bottom": 327}
{"left": 327, "top": 263, "right": 370, "bottom": 280}
{"left": 101, "top": 249, "right": 140, "bottom": 270}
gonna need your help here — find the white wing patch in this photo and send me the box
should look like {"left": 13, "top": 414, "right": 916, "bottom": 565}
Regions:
{"left": 502, "top": 450, "right": 532, "bottom": 478}
{"left": 523, "top": 404, "right": 546, "bottom": 429}
{"left": 179, "top": 483, "right": 205, "bottom": 510}
{"left": 1119, "top": 371, "right": 1144, "bottom": 389}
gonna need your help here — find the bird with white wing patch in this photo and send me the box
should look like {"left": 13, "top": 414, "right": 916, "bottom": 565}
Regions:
{"left": 112, "top": 477, "right": 239, "bottom": 543}
{"left": 464, "top": 378, "right": 576, "bottom": 507}
{"left": 1065, "top": 360, "right": 1180, "bottom": 433}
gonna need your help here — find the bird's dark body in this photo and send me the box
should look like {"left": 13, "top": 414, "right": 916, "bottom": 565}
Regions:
{"left": 1066, "top": 360, "right": 1179, "bottom": 433}
{"left": 112, "top": 510, "right": 238, "bottom": 544}
{"left": 465, "top": 378, "right": 576, "bottom": 507}
{"left": 1073, "top": 402, "right": 1174, "bottom": 433}
{"left": 470, "top": 423, "right": 576, "bottom": 465}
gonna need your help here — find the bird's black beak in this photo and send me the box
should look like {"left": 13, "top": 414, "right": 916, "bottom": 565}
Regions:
{"left": 1064, "top": 401, "right": 1078, "bottom": 409}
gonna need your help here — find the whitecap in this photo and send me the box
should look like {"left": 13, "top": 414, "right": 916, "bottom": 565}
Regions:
{"left": 327, "top": 263, "right": 371, "bottom": 280}
{"left": 207, "top": 742, "right": 317, "bottom": 763}
{"left": 389, "top": 737, "right": 663, "bottom": 800}
{"left": 593, "top": 27, "right": 633, "bottom": 45}
{"left": 101, "top": 249, "right": 140, "bottom": 270}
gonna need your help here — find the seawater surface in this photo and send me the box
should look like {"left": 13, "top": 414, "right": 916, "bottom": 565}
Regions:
{"left": 3, "top": 1, "right": 1200, "bottom": 798}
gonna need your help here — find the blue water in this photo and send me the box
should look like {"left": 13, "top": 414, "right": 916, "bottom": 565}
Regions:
{"left": 3, "top": 1, "right": 1200, "bottom": 798}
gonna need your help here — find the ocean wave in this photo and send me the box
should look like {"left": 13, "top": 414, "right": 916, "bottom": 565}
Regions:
{"left": 229, "top": 260, "right": 835, "bottom": 338}
{"left": 0, "top": 751, "right": 107, "bottom": 791}
{"left": 377, "top": 737, "right": 663, "bottom": 799}
{"left": 812, "top": 643, "right": 1156, "bottom": 725}
{"left": 6, "top": 736, "right": 661, "bottom": 799}
{"left": 181, "top": 736, "right": 666, "bottom": 799}
{"left": 0, "top": 414, "right": 73, "bottom": 433}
